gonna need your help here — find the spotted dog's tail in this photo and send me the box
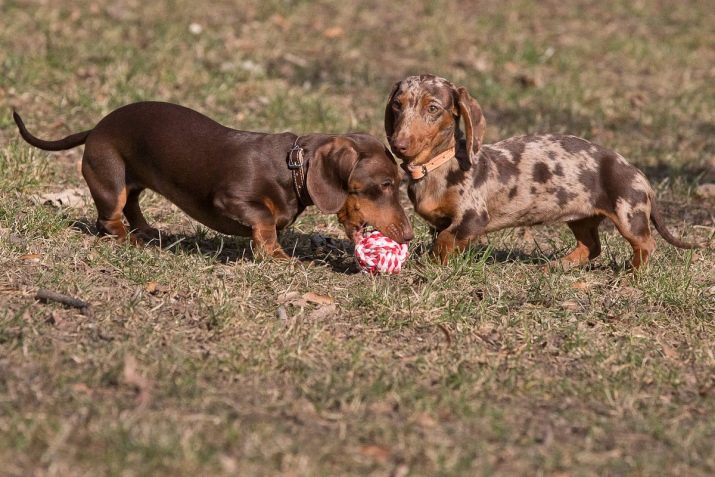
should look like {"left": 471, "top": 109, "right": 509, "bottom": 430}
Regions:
{"left": 649, "top": 199, "right": 706, "bottom": 249}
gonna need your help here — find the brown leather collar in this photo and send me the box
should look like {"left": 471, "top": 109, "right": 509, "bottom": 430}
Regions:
{"left": 287, "top": 138, "right": 312, "bottom": 207}
{"left": 404, "top": 147, "right": 456, "bottom": 180}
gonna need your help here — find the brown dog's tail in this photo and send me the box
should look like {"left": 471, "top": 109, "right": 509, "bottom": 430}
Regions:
{"left": 13, "top": 111, "right": 91, "bottom": 151}
{"left": 650, "top": 199, "right": 705, "bottom": 249}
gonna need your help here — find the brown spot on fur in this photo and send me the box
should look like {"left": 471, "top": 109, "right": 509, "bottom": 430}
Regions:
{"left": 598, "top": 153, "right": 637, "bottom": 210}
{"left": 501, "top": 138, "right": 525, "bottom": 164}
{"left": 577, "top": 150, "right": 642, "bottom": 214}
{"left": 578, "top": 166, "right": 599, "bottom": 193}
{"left": 533, "top": 162, "right": 552, "bottom": 183}
{"left": 492, "top": 150, "right": 519, "bottom": 183}
{"left": 526, "top": 134, "right": 547, "bottom": 143}
{"left": 559, "top": 136, "right": 593, "bottom": 154}
{"left": 472, "top": 149, "right": 490, "bottom": 188}
{"left": 629, "top": 211, "right": 649, "bottom": 237}
{"left": 555, "top": 187, "right": 576, "bottom": 206}
{"left": 625, "top": 189, "right": 648, "bottom": 207}
{"left": 455, "top": 208, "right": 488, "bottom": 240}
{"left": 446, "top": 165, "right": 467, "bottom": 186}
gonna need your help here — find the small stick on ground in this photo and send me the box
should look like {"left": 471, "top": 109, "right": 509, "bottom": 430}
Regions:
{"left": 35, "top": 288, "right": 91, "bottom": 315}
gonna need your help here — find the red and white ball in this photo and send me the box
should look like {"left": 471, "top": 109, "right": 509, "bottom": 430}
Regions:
{"left": 354, "top": 230, "right": 409, "bottom": 274}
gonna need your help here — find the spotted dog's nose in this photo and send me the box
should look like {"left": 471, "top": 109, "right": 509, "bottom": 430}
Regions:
{"left": 391, "top": 137, "right": 410, "bottom": 155}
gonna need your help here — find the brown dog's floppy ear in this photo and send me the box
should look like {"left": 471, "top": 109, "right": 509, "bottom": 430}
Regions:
{"left": 306, "top": 137, "right": 359, "bottom": 214}
{"left": 455, "top": 86, "right": 486, "bottom": 164}
{"left": 384, "top": 81, "right": 401, "bottom": 141}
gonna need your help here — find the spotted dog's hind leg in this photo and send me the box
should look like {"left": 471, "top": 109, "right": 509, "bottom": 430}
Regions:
{"left": 548, "top": 216, "right": 604, "bottom": 270}
{"left": 612, "top": 208, "right": 656, "bottom": 269}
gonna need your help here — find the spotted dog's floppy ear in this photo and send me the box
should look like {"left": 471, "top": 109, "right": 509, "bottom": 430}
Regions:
{"left": 383, "top": 145, "right": 396, "bottom": 164}
{"left": 453, "top": 86, "right": 486, "bottom": 165}
{"left": 306, "top": 137, "right": 360, "bottom": 214}
{"left": 384, "top": 81, "right": 401, "bottom": 142}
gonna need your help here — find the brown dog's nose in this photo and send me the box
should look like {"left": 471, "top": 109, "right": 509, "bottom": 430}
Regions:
{"left": 403, "top": 228, "right": 414, "bottom": 242}
{"left": 401, "top": 221, "right": 414, "bottom": 242}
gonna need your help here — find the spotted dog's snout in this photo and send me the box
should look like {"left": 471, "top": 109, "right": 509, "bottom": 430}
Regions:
{"left": 390, "top": 137, "right": 410, "bottom": 156}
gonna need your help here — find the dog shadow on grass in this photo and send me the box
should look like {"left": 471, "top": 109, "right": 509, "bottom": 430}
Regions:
{"left": 69, "top": 218, "right": 361, "bottom": 273}
{"left": 407, "top": 227, "right": 634, "bottom": 273}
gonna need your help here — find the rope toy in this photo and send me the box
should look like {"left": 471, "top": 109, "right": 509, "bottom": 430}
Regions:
{"left": 354, "top": 230, "right": 409, "bottom": 274}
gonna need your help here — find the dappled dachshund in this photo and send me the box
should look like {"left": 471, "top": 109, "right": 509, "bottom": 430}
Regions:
{"left": 14, "top": 101, "right": 413, "bottom": 259}
{"left": 385, "top": 75, "right": 703, "bottom": 268}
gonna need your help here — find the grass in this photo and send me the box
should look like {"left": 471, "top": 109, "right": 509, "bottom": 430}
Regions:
{"left": 1, "top": 0, "right": 714, "bottom": 475}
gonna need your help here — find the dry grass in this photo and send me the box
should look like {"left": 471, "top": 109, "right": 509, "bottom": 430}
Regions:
{"left": 1, "top": 1, "right": 714, "bottom": 475}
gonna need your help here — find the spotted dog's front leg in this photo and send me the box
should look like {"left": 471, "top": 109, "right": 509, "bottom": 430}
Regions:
{"left": 434, "top": 229, "right": 469, "bottom": 264}
{"left": 432, "top": 208, "right": 489, "bottom": 265}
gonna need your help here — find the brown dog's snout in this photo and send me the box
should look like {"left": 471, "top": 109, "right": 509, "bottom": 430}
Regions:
{"left": 386, "top": 218, "right": 414, "bottom": 244}
{"left": 401, "top": 220, "right": 414, "bottom": 242}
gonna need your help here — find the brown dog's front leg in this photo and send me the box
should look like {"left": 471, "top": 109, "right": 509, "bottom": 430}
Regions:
{"left": 251, "top": 224, "right": 290, "bottom": 260}
{"left": 213, "top": 191, "right": 292, "bottom": 261}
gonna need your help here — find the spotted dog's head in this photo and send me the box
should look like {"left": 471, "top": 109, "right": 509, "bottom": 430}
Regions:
{"left": 385, "top": 75, "right": 486, "bottom": 167}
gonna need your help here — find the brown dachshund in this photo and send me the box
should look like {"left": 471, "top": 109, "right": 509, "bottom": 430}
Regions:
{"left": 14, "top": 101, "right": 413, "bottom": 259}
{"left": 385, "top": 74, "right": 703, "bottom": 268}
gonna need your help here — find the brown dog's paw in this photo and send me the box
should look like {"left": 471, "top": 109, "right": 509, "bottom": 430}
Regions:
{"left": 130, "top": 227, "right": 162, "bottom": 245}
{"left": 542, "top": 258, "right": 588, "bottom": 273}
{"left": 252, "top": 245, "right": 294, "bottom": 262}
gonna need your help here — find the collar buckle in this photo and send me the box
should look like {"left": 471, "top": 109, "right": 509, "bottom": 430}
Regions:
{"left": 287, "top": 144, "right": 304, "bottom": 170}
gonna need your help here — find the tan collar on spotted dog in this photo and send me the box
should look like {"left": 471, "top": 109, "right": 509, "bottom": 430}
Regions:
{"left": 404, "top": 147, "right": 456, "bottom": 180}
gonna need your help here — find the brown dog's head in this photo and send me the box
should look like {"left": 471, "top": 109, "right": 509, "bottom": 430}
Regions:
{"left": 385, "top": 75, "right": 486, "bottom": 167}
{"left": 302, "top": 134, "right": 413, "bottom": 244}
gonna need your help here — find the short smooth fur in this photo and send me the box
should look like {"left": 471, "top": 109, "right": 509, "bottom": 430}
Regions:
{"left": 14, "top": 101, "right": 413, "bottom": 258}
{"left": 385, "top": 75, "right": 702, "bottom": 268}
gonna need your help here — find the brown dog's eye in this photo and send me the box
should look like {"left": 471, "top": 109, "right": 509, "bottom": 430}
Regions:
{"left": 427, "top": 104, "right": 439, "bottom": 114}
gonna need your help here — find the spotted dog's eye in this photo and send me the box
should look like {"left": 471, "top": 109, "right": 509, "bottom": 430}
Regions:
{"left": 427, "top": 104, "right": 440, "bottom": 114}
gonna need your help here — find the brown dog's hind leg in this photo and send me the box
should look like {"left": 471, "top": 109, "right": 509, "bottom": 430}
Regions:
{"left": 124, "top": 186, "right": 161, "bottom": 243}
{"left": 549, "top": 216, "right": 604, "bottom": 270}
{"left": 81, "top": 150, "right": 130, "bottom": 241}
